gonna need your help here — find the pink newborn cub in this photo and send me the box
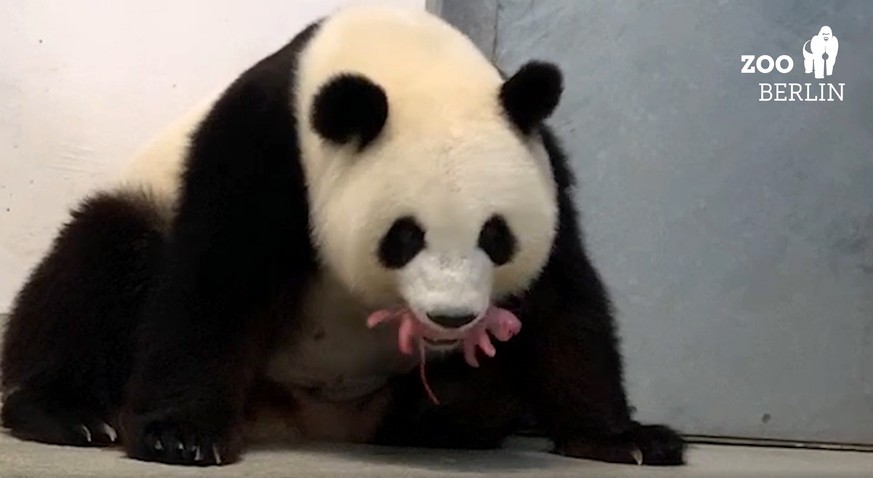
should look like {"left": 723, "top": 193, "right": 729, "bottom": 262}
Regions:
{"left": 366, "top": 304, "right": 522, "bottom": 404}
{"left": 366, "top": 305, "right": 521, "bottom": 366}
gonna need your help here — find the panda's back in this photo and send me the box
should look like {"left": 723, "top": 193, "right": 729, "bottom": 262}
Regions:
{"left": 113, "top": 92, "right": 219, "bottom": 212}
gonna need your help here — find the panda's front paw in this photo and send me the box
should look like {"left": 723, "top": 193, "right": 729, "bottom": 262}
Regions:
{"left": 554, "top": 424, "right": 686, "bottom": 466}
{"left": 124, "top": 419, "right": 241, "bottom": 467}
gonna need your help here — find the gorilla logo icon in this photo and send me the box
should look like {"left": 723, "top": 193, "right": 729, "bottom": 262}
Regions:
{"left": 803, "top": 26, "right": 839, "bottom": 79}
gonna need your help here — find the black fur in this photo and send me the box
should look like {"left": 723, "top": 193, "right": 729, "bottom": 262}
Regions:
{"left": 499, "top": 61, "right": 563, "bottom": 135}
{"left": 311, "top": 73, "right": 388, "bottom": 150}
{"left": 0, "top": 15, "right": 685, "bottom": 469}
{"left": 0, "top": 190, "right": 166, "bottom": 447}
{"left": 478, "top": 214, "right": 516, "bottom": 266}
{"left": 377, "top": 216, "right": 426, "bottom": 269}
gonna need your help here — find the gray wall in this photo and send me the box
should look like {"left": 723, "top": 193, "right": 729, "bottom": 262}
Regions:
{"left": 433, "top": 0, "right": 873, "bottom": 444}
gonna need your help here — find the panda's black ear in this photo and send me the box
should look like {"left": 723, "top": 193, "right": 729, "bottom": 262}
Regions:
{"left": 311, "top": 73, "right": 388, "bottom": 149}
{"left": 499, "top": 61, "right": 563, "bottom": 135}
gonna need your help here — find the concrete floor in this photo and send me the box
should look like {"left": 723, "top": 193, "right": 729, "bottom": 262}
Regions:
{"left": 2, "top": 433, "right": 873, "bottom": 477}
{"left": 0, "top": 312, "right": 871, "bottom": 476}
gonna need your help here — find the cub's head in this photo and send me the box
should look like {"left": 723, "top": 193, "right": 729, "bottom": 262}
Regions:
{"left": 298, "top": 58, "right": 563, "bottom": 335}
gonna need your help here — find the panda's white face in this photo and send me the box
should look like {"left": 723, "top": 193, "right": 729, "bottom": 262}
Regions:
{"left": 293, "top": 6, "right": 562, "bottom": 335}
{"left": 311, "top": 115, "right": 557, "bottom": 333}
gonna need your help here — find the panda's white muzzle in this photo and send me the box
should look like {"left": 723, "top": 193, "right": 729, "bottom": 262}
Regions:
{"left": 396, "top": 249, "right": 493, "bottom": 334}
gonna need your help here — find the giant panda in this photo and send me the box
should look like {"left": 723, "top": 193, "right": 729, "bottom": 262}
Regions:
{"left": 0, "top": 4, "right": 685, "bottom": 468}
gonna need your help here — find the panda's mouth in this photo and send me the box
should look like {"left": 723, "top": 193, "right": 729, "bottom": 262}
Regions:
{"left": 421, "top": 337, "right": 461, "bottom": 349}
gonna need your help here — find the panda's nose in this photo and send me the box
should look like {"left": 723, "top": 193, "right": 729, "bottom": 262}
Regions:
{"left": 427, "top": 312, "right": 477, "bottom": 328}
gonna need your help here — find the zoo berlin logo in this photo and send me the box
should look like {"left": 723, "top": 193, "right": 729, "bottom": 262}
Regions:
{"left": 741, "top": 26, "right": 844, "bottom": 102}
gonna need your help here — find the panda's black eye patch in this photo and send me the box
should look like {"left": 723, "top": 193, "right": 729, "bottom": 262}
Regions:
{"left": 378, "top": 216, "right": 425, "bottom": 269}
{"left": 478, "top": 215, "right": 516, "bottom": 266}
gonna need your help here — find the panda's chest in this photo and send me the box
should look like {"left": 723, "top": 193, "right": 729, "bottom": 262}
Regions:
{"left": 263, "top": 274, "right": 418, "bottom": 401}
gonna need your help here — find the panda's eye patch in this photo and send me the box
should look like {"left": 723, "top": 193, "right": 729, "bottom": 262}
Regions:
{"left": 478, "top": 214, "right": 516, "bottom": 266}
{"left": 378, "top": 216, "right": 426, "bottom": 269}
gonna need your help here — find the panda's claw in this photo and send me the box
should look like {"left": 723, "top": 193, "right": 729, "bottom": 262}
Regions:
{"left": 0, "top": 395, "right": 118, "bottom": 447}
{"left": 213, "top": 444, "right": 222, "bottom": 465}
{"left": 101, "top": 422, "right": 118, "bottom": 443}
{"left": 631, "top": 447, "right": 644, "bottom": 465}
{"left": 77, "top": 424, "right": 93, "bottom": 443}
{"left": 128, "top": 421, "right": 233, "bottom": 466}
{"left": 554, "top": 424, "right": 685, "bottom": 466}
{"left": 81, "top": 419, "right": 118, "bottom": 445}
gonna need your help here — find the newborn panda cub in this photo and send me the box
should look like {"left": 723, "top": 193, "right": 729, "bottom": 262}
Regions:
{"left": 0, "top": 4, "right": 686, "bottom": 468}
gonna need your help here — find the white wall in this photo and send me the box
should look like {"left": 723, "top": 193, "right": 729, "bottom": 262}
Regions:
{"left": 0, "top": 0, "right": 425, "bottom": 311}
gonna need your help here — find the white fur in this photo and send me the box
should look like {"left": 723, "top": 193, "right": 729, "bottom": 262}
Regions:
{"left": 264, "top": 270, "right": 417, "bottom": 401}
{"left": 295, "top": 5, "right": 559, "bottom": 314}
{"left": 112, "top": 90, "right": 220, "bottom": 218}
{"left": 399, "top": 249, "right": 493, "bottom": 332}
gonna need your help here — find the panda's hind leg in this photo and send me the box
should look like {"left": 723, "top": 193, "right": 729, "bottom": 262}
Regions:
{"left": 0, "top": 189, "right": 167, "bottom": 447}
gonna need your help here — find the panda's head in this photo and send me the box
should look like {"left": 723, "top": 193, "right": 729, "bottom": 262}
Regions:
{"left": 296, "top": 7, "right": 563, "bottom": 336}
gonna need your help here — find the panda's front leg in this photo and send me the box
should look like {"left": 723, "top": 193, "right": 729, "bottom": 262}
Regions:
{"left": 116, "top": 220, "right": 303, "bottom": 467}
{"left": 116, "top": 192, "right": 314, "bottom": 468}
{"left": 116, "top": 114, "right": 315, "bottom": 466}
{"left": 118, "top": 275, "right": 266, "bottom": 466}
{"left": 115, "top": 181, "right": 315, "bottom": 467}
{"left": 517, "top": 294, "right": 686, "bottom": 466}
{"left": 516, "top": 220, "right": 686, "bottom": 466}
